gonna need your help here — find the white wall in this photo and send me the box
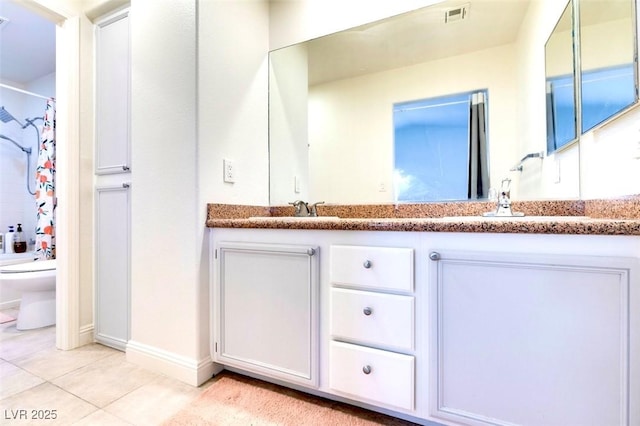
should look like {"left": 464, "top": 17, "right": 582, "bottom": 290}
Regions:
{"left": 128, "top": 0, "right": 203, "bottom": 382}
{"left": 307, "top": 43, "right": 518, "bottom": 205}
{"left": 198, "top": 0, "right": 270, "bottom": 207}
{"left": 197, "top": 0, "right": 269, "bottom": 375}
{"left": 126, "top": 0, "right": 270, "bottom": 385}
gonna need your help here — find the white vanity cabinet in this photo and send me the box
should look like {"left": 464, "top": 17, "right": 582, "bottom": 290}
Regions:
{"left": 210, "top": 228, "right": 640, "bottom": 426}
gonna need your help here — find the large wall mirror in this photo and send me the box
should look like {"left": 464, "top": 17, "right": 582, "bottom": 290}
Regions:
{"left": 579, "top": 0, "right": 637, "bottom": 133}
{"left": 269, "top": 0, "right": 638, "bottom": 206}
{"left": 546, "top": 0, "right": 638, "bottom": 155}
{"left": 545, "top": 1, "right": 577, "bottom": 153}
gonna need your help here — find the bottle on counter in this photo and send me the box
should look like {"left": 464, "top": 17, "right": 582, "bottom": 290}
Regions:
{"left": 5, "top": 226, "right": 15, "bottom": 254}
{"left": 13, "top": 223, "right": 26, "bottom": 254}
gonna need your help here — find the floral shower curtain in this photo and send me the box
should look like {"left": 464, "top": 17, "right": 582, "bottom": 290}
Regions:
{"left": 35, "top": 99, "right": 56, "bottom": 260}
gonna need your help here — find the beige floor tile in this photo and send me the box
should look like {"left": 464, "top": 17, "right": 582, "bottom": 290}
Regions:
{"left": 0, "top": 382, "right": 97, "bottom": 425}
{"left": 13, "top": 343, "right": 118, "bottom": 381}
{"left": 52, "top": 352, "right": 160, "bottom": 408}
{"left": 73, "top": 409, "right": 133, "bottom": 425}
{"left": 104, "top": 375, "right": 204, "bottom": 425}
{"left": 0, "top": 312, "right": 44, "bottom": 342}
{"left": 0, "top": 359, "right": 45, "bottom": 400}
{"left": 0, "top": 308, "right": 19, "bottom": 336}
{"left": 0, "top": 325, "right": 56, "bottom": 360}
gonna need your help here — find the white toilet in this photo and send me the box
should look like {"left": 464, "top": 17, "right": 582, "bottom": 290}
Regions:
{"left": 0, "top": 259, "right": 57, "bottom": 330}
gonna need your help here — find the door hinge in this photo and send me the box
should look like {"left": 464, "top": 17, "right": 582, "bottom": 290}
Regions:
{"left": 215, "top": 342, "right": 218, "bottom": 352}
{"left": 215, "top": 249, "right": 218, "bottom": 259}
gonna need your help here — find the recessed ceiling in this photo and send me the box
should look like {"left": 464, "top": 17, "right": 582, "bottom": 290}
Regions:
{"left": 0, "top": 0, "right": 55, "bottom": 85}
{"left": 305, "top": 0, "right": 532, "bottom": 86}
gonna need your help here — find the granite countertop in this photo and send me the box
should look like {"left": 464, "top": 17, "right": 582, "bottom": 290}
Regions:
{"left": 206, "top": 196, "right": 640, "bottom": 236}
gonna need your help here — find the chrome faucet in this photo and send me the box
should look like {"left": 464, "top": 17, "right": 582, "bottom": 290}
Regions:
{"left": 289, "top": 200, "right": 325, "bottom": 217}
{"left": 289, "top": 200, "right": 310, "bottom": 217}
{"left": 308, "top": 201, "right": 325, "bottom": 217}
{"left": 496, "top": 190, "right": 514, "bottom": 216}
{"left": 483, "top": 178, "right": 524, "bottom": 217}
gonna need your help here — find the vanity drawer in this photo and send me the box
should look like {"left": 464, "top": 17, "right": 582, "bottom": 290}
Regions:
{"left": 329, "top": 341, "right": 415, "bottom": 411}
{"left": 331, "top": 288, "right": 414, "bottom": 350}
{"left": 330, "top": 245, "right": 413, "bottom": 292}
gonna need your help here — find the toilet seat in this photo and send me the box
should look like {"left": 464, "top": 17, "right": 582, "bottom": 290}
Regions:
{"left": 0, "top": 259, "right": 56, "bottom": 274}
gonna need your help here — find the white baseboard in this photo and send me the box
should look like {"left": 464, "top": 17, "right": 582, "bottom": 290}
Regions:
{"left": 79, "top": 324, "right": 94, "bottom": 346}
{"left": 126, "top": 340, "right": 220, "bottom": 386}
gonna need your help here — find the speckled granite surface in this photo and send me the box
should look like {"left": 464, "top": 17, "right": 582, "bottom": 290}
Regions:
{"left": 585, "top": 194, "right": 640, "bottom": 219}
{"left": 206, "top": 196, "right": 640, "bottom": 235}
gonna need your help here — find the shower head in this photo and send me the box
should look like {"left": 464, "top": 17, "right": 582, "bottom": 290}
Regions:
{"left": 0, "top": 106, "right": 24, "bottom": 126}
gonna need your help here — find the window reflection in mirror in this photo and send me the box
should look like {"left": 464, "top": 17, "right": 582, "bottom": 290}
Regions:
{"left": 394, "top": 90, "right": 489, "bottom": 201}
{"left": 545, "top": 0, "right": 576, "bottom": 154}
{"left": 579, "top": 0, "right": 637, "bottom": 133}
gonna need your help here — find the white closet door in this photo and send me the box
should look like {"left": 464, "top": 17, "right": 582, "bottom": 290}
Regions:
{"left": 95, "top": 10, "right": 130, "bottom": 174}
{"left": 95, "top": 185, "right": 130, "bottom": 350}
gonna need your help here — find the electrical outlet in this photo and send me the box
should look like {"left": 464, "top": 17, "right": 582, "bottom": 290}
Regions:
{"left": 378, "top": 181, "right": 387, "bottom": 192}
{"left": 223, "top": 159, "right": 235, "bottom": 183}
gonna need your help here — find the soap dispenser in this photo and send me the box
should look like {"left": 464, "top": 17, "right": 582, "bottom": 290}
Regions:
{"left": 5, "top": 226, "right": 15, "bottom": 254}
{"left": 13, "top": 223, "right": 26, "bottom": 253}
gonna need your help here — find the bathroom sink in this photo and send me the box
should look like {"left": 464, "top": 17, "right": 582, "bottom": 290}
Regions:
{"left": 248, "top": 216, "right": 340, "bottom": 221}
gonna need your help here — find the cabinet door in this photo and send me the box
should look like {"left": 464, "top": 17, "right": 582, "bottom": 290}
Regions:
{"left": 95, "top": 185, "right": 130, "bottom": 350}
{"left": 214, "top": 242, "right": 319, "bottom": 387}
{"left": 95, "top": 10, "right": 130, "bottom": 174}
{"left": 429, "top": 250, "right": 639, "bottom": 426}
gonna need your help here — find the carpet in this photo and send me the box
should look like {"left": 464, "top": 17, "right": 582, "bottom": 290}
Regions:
{"left": 0, "top": 312, "right": 16, "bottom": 324}
{"left": 163, "top": 371, "right": 417, "bottom": 426}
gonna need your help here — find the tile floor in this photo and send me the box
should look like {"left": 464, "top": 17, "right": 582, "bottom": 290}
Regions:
{"left": 0, "top": 308, "right": 211, "bottom": 425}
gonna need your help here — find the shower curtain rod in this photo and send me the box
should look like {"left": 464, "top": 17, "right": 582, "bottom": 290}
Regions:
{"left": 0, "top": 83, "right": 53, "bottom": 101}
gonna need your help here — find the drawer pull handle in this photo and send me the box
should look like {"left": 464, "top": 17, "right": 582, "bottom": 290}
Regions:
{"left": 363, "top": 260, "right": 372, "bottom": 269}
{"left": 363, "top": 307, "right": 373, "bottom": 316}
{"left": 362, "top": 365, "right": 372, "bottom": 375}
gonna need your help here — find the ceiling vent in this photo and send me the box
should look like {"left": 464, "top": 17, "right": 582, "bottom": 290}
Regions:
{"left": 444, "top": 4, "right": 469, "bottom": 23}
{"left": 0, "top": 16, "right": 10, "bottom": 30}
